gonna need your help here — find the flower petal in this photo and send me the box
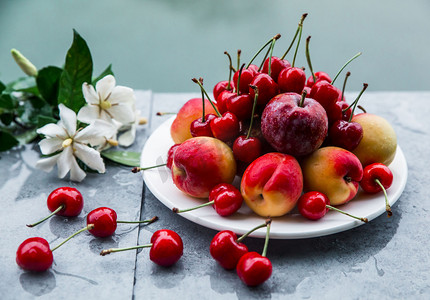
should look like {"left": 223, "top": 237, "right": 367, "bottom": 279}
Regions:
{"left": 69, "top": 157, "right": 87, "bottom": 182}
{"left": 109, "top": 86, "right": 135, "bottom": 105}
{"left": 75, "top": 119, "right": 117, "bottom": 147}
{"left": 77, "top": 105, "right": 101, "bottom": 124}
{"left": 96, "top": 75, "right": 115, "bottom": 101}
{"left": 38, "top": 138, "right": 63, "bottom": 155}
{"left": 35, "top": 154, "right": 60, "bottom": 172}
{"left": 82, "top": 83, "right": 99, "bottom": 105}
{"left": 74, "top": 143, "right": 105, "bottom": 173}
{"left": 118, "top": 125, "right": 136, "bottom": 147}
{"left": 58, "top": 104, "right": 77, "bottom": 137}
{"left": 108, "top": 104, "right": 135, "bottom": 124}
{"left": 36, "top": 123, "right": 68, "bottom": 139}
{"left": 57, "top": 146, "right": 73, "bottom": 178}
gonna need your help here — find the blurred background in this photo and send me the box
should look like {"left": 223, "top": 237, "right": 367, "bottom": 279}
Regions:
{"left": 0, "top": 0, "right": 429, "bottom": 93}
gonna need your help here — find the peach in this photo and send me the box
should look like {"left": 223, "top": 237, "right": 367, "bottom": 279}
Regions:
{"left": 171, "top": 137, "right": 236, "bottom": 198}
{"left": 301, "top": 146, "right": 363, "bottom": 206}
{"left": 240, "top": 153, "right": 303, "bottom": 217}
{"left": 351, "top": 113, "right": 397, "bottom": 167}
{"left": 170, "top": 98, "right": 218, "bottom": 144}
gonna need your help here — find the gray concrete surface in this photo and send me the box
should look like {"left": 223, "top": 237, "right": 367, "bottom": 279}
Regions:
{"left": 1, "top": 91, "right": 429, "bottom": 299}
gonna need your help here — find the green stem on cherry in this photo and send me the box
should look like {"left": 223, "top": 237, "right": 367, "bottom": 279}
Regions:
{"left": 340, "top": 71, "right": 351, "bottom": 102}
{"left": 192, "top": 78, "right": 221, "bottom": 117}
{"left": 224, "top": 51, "right": 234, "bottom": 91}
{"left": 375, "top": 179, "right": 393, "bottom": 217}
{"left": 326, "top": 205, "right": 368, "bottom": 223}
{"left": 132, "top": 164, "right": 167, "bottom": 173}
{"left": 247, "top": 85, "right": 259, "bottom": 139}
{"left": 236, "top": 63, "right": 245, "bottom": 96}
{"left": 331, "top": 52, "right": 362, "bottom": 85}
{"left": 281, "top": 13, "right": 308, "bottom": 60}
{"left": 268, "top": 36, "right": 278, "bottom": 77}
{"left": 261, "top": 218, "right": 272, "bottom": 257}
{"left": 299, "top": 89, "right": 307, "bottom": 108}
{"left": 156, "top": 112, "right": 177, "bottom": 116}
{"left": 26, "top": 204, "right": 65, "bottom": 228}
{"left": 358, "top": 105, "right": 367, "bottom": 113}
{"left": 237, "top": 49, "right": 241, "bottom": 71}
{"left": 199, "top": 77, "right": 206, "bottom": 122}
{"left": 100, "top": 243, "right": 153, "bottom": 256}
{"left": 51, "top": 224, "right": 95, "bottom": 252}
{"left": 117, "top": 216, "right": 158, "bottom": 224}
{"left": 291, "top": 15, "right": 305, "bottom": 68}
{"left": 347, "top": 83, "right": 368, "bottom": 122}
{"left": 258, "top": 46, "right": 271, "bottom": 72}
{"left": 246, "top": 34, "right": 281, "bottom": 69}
{"left": 172, "top": 202, "right": 213, "bottom": 214}
{"left": 236, "top": 218, "right": 271, "bottom": 243}
{"left": 305, "top": 36, "right": 316, "bottom": 83}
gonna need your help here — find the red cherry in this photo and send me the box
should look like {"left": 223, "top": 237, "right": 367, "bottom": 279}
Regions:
{"left": 309, "top": 80, "right": 341, "bottom": 111}
{"left": 210, "top": 230, "right": 248, "bottom": 270}
{"left": 210, "top": 111, "right": 240, "bottom": 142}
{"left": 248, "top": 73, "right": 279, "bottom": 107}
{"left": 233, "top": 67, "right": 256, "bottom": 94}
{"left": 149, "top": 229, "right": 183, "bottom": 267}
{"left": 167, "top": 143, "right": 181, "bottom": 169}
{"left": 297, "top": 191, "right": 330, "bottom": 220}
{"left": 278, "top": 67, "right": 306, "bottom": 94}
{"left": 213, "top": 80, "right": 233, "bottom": 100}
{"left": 329, "top": 119, "right": 363, "bottom": 151}
{"left": 306, "top": 71, "right": 331, "bottom": 88}
{"left": 86, "top": 207, "right": 118, "bottom": 238}
{"left": 236, "top": 252, "right": 272, "bottom": 286}
{"left": 209, "top": 183, "right": 243, "bottom": 216}
{"left": 216, "top": 90, "right": 236, "bottom": 114}
{"left": 233, "top": 135, "right": 262, "bottom": 164}
{"left": 361, "top": 163, "right": 393, "bottom": 193}
{"left": 27, "top": 187, "right": 84, "bottom": 227}
{"left": 226, "top": 94, "right": 253, "bottom": 121}
{"left": 338, "top": 100, "right": 353, "bottom": 121}
{"left": 16, "top": 237, "right": 53, "bottom": 272}
{"left": 190, "top": 114, "right": 217, "bottom": 138}
{"left": 261, "top": 56, "right": 290, "bottom": 81}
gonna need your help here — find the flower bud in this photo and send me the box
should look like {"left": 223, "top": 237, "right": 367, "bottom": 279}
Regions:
{"left": 11, "top": 49, "right": 38, "bottom": 77}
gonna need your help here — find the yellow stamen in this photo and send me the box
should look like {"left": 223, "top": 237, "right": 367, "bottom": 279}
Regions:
{"left": 107, "top": 139, "right": 118, "bottom": 146}
{"left": 100, "top": 100, "right": 112, "bottom": 110}
{"left": 62, "top": 138, "right": 73, "bottom": 148}
{"left": 138, "top": 117, "right": 148, "bottom": 125}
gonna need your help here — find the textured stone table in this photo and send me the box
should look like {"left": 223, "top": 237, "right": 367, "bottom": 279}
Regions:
{"left": 1, "top": 91, "right": 429, "bottom": 299}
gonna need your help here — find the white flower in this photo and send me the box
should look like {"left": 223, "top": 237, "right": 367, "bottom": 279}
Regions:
{"left": 117, "top": 110, "right": 148, "bottom": 147}
{"left": 36, "top": 104, "right": 116, "bottom": 182}
{"left": 78, "top": 75, "right": 135, "bottom": 125}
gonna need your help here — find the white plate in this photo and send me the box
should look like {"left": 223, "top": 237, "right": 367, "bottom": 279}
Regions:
{"left": 141, "top": 116, "right": 408, "bottom": 239}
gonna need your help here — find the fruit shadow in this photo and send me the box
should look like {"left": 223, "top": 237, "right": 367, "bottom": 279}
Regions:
{"left": 19, "top": 270, "right": 56, "bottom": 297}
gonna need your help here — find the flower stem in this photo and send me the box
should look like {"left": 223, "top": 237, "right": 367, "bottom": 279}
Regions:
{"left": 51, "top": 224, "right": 94, "bottom": 252}
{"left": 100, "top": 243, "right": 152, "bottom": 256}
{"left": 375, "top": 179, "right": 393, "bottom": 217}
{"left": 26, "top": 205, "right": 64, "bottom": 228}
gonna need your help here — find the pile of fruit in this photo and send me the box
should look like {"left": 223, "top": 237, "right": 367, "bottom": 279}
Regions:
{"left": 160, "top": 14, "right": 398, "bottom": 285}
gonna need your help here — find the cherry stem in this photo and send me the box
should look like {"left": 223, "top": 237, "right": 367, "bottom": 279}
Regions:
{"left": 258, "top": 46, "right": 271, "bottom": 72}
{"left": 331, "top": 52, "right": 362, "bottom": 85}
{"left": 358, "top": 105, "right": 367, "bottom": 113}
{"left": 199, "top": 77, "right": 206, "bottom": 122}
{"left": 262, "top": 218, "right": 272, "bottom": 257}
{"left": 268, "top": 37, "right": 278, "bottom": 77}
{"left": 117, "top": 216, "right": 158, "bottom": 224}
{"left": 347, "top": 83, "right": 368, "bottom": 122}
{"left": 375, "top": 179, "right": 393, "bottom": 217}
{"left": 224, "top": 51, "right": 233, "bottom": 90}
{"left": 237, "top": 49, "right": 241, "bottom": 71}
{"left": 100, "top": 243, "right": 153, "bottom": 256}
{"left": 26, "top": 204, "right": 65, "bottom": 228}
{"left": 51, "top": 224, "right": 95, "bottom": 252}
{"left": 156, "top": 112, "right": 176, "bottom": 116}
{"left": 247, "top": 85, "right": 259, "bottom": 139}
{"left": 192, "top": 78, "right": 221, "bottom": 117}
{"left": 246, "top": 34, "right": 280, "bottom": 69}
{"left": 236, "top": 219, "right": 271, "bottom": 243}
{"left": 132, "top": 164, "right": 166, "bottom": 173}
{"left": 340, "top": 71, "right": 351, "bottom": 102}
{"left": 172, "top": 201, "right": 214, "bottom": 214}
{"left": 236, "top": 64, "right": 245, "bottom": 96}
{"left": 292, "top": 16, "right": 304, "bottom": 68}
{"left": 299, "top": 89, "right": 307, "bottom": 107}
{"left": 281, "top": 13, "right": 307, "bottom": 60}
{"left": 305, "top": 36, "right": 316, "bottom": 83}
{"left": 326, "top": 205, "right": 368, "bottom": 223}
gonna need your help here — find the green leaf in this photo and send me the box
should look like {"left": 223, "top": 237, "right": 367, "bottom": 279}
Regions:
{"left": 0, "top": 113, "right": 13, "bottom": 126}
{"left": 0, "top": 130, "right": 19, "bottom": 151}
{"left": 92, "top": 64, "right": 114, "bottom": 85}
{"left": 37, "top": 115, "right": 58, "bottom": 128}
{"left": 16, "top": 129, "right": 38, "bottom": 145}
{"left": 0, "top": 93, "right": 15, "bottom": 109}
{"left": 101, "top": 150, "right": 141, "bottom": 167}
{"left": 58, "top": 30, "right": 93, "bottom": 112}
{"left": 6, "top": 77, "right": 37, "bottom": 93}
{"left": 0, "top": 81, "right": 5, "bottom": 93}
{"left": 36, "top": 66, "right": 63, "bottom": 106}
